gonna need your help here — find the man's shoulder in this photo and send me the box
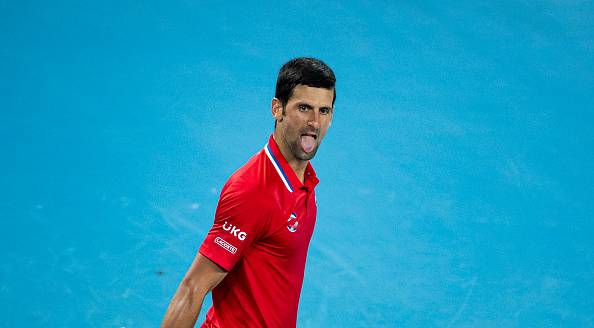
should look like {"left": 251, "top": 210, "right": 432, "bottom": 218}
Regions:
{"left": 220, "top": 147, "right": 287, "bottom": 206}
{"left": 227, "top": 148, "right": 265, "bottom": 183}
{"left": 222, "top": 149, "right": 269, "bottom": 195}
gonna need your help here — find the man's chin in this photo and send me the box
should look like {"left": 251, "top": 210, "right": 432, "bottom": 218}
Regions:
{"left": 297, "top": 148, "right": 318, "bottom": 161}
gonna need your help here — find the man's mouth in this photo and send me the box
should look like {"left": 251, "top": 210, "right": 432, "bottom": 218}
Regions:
{"left": 301, "top": 133, "right": 317, "bottom": 153}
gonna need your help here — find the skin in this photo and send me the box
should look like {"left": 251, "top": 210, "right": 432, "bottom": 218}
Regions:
{"left": 272, "top": 84, "right": 334, "bottom": 182}
{"left": 161, "top": 84, "right": 334, "bottom": 328}
{"left": 160, "top": 253, "right": 227, "bottom": 328}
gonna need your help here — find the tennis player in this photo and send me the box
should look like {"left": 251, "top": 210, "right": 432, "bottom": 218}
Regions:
{"left": 161, "top": 57, "right": 336, "bottom": 327}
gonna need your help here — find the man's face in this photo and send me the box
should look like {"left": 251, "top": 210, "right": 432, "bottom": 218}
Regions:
{"left": 273, "top": 84, "right": 334, "bottom": 163}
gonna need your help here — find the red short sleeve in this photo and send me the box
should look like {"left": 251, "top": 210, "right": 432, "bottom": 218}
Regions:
{"left": 199, "top": 182, "right": 270, "bottom": 271}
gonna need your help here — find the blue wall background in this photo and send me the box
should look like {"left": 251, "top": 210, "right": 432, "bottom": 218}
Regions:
{"left": 1, "top": 0, "right": 592, "bottom": 327}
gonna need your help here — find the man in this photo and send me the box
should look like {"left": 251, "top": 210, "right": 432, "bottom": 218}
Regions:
{"left": 161, "top": 57, "right": 336, "bottom": 328}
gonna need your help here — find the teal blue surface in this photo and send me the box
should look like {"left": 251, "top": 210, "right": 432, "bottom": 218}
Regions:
{"left": 1, "top": 0, "right": 593, "bottom": 327}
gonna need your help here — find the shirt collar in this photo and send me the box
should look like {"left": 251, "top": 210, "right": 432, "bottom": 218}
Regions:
{"left": 265, "top": 134, "right": 319, "bottom": 193}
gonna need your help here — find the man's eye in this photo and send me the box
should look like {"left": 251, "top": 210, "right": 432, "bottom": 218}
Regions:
{"left": 320, "top": 109, "right": 329, "bottom": 114}
{"left": 299, "top": 106, "right": 308, "bottom": 111}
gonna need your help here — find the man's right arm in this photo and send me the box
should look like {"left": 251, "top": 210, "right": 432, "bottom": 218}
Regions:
{"left": 160, "top": 252, "right": 228, "bottom": 328}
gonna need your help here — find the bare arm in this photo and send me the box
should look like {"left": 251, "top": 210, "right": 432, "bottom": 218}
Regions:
{"left": 160, "top": 252, "right": 228, "bottom": 328}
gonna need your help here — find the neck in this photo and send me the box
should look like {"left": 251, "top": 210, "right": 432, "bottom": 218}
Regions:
{"left": 290, "top": 162, "right": 308, "bottom": 184}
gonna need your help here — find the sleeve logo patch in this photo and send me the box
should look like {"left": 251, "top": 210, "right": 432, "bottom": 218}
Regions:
{"left": 222, "top": 222, "right": 247, "bottom": 241}
{"left": 215, "top": 237, "right": 237, "bottom": 254}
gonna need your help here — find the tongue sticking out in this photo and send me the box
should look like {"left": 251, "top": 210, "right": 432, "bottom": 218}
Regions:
{"left": 301, "top": 135, "right": 316, "bottom": 153}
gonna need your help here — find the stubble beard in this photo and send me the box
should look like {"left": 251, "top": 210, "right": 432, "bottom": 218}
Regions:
{"left": 294, "top": 142, "right": 318, "bottom": 161}
{"left": 282, "top": 129, "right": 319, "bottom": 162}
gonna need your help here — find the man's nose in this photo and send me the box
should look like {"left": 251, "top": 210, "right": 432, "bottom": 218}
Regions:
{"left": 308, "top": 110, "right": 320, "bottom": 128}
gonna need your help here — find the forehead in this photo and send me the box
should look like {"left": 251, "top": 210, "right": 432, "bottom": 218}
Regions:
{"left": 288, "top": 85, "right": 334, "bottom": 106}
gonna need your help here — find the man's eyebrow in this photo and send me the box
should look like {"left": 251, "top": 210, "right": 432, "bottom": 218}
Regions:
{"left": 295, "top": 102, "right": 332, "bottom": 110}
{"left": 295, "top": 101, "right": 312, "bottom": 107}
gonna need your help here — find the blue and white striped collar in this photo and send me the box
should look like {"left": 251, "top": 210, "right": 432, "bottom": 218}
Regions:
{"left": 264, "top": 142, "right": 295, "bottom": 192}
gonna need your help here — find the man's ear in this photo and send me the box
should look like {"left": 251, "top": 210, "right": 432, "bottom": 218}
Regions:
{"left": 271, "top": 98, "right": 283, "bottom": 121}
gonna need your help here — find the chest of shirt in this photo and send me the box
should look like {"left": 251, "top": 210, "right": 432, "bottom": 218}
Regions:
{"left": 254, "top": 188, "right": 317, "bottom": 256}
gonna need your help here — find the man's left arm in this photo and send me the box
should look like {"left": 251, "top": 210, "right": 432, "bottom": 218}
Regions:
{"left": 160, "top": 252, "right": 227, "bottom": 328}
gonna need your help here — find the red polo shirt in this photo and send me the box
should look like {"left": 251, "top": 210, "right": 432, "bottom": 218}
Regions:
{"left": 199, "top": 134, "right": 319, "bottom": 327}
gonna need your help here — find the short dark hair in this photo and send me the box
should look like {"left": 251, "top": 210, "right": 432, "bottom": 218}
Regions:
{"left": 275, "top": 57, "right": 336, "bottom": 108}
